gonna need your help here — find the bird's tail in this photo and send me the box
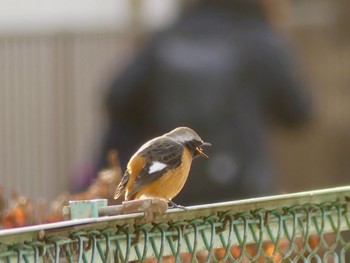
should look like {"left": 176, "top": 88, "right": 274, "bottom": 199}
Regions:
{"left": 114, "top": 171, "right": 130, "bottom": 200}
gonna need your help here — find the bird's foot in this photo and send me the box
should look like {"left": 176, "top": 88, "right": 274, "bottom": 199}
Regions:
{"left": 168, "top": 200, "right": 187, "bottom": 211}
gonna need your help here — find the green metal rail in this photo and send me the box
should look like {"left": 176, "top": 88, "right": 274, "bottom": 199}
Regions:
{"left": 2, "top": 186, "right": 350, "bottom": 262}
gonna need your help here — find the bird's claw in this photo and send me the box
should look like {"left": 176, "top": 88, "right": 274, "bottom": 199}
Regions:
{"left": 168, "top": 200, "right": 187, "bottom": 211}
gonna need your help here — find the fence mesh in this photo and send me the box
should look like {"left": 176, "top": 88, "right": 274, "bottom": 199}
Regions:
{"left": 1, "top": 186, "right": 350, "bottom": 262}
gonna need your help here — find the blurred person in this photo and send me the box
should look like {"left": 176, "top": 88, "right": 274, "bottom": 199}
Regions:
{"left": 97, "top": 0, "right": 311, "bottom": 205}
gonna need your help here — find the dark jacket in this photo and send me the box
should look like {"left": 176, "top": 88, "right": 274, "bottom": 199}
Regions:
{"left": 100, "top": 3, "right": 311, "bottom": 204}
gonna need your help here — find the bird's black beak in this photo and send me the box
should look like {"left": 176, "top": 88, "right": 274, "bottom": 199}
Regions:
{"left": 195, "top": 142, "right": 211, "bottom": 158}
{"left": 202, "top": 142, "right": 211, "bottom": 147}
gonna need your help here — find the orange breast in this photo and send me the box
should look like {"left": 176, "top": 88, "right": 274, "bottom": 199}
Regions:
{"left": 133, "top": 148, "right": 192, "bottom": 200}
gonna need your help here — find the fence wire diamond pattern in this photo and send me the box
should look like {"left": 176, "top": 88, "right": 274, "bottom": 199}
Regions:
{"left": 1, "top": 186, "right": 350, "bottom": 262}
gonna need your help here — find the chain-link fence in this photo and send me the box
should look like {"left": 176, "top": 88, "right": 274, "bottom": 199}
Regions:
{"left": 1, "top": 186, "right": 350, "bottom": 262}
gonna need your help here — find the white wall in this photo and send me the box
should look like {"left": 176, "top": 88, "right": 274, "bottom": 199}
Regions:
{"left": 0, "top": 0, "right": 182, "bottom": 202}
{"left": 0, "top": 0, "right": 181, "bottom": 33}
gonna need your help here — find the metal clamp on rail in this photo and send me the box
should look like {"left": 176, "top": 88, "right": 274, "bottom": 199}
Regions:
{"left": 63, "top": 198, "right": 169, "bottom": 223}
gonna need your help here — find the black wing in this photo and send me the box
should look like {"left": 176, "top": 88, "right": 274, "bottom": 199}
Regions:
{"left": 127, "top": 138, "right": 183, "bottom": 199}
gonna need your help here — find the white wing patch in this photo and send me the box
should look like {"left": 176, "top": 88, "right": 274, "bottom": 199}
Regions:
{"left": 148, "top": 161, "right": 167, "bottom": 174}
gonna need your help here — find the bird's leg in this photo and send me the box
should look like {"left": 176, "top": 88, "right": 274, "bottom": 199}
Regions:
{"left": 168, "top": 200, "right": 187, "bottom": 210}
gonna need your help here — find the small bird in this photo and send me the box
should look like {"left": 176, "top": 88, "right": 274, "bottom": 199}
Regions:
{"left": 114, "top": 127, "right": 210, "bottom": 207}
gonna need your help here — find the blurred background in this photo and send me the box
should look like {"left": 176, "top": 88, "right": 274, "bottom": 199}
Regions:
{"left": 0, "top": 0, "right": 350, "bottom": 204}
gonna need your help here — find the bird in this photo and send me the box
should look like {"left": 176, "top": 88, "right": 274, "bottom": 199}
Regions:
{"left": 114, "top": 127, "right": 210, "bottom": 208}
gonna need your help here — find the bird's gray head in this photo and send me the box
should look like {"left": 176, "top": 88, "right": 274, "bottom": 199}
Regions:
{"left": 165, "top": 127, "right": 211, "bottom": 158}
